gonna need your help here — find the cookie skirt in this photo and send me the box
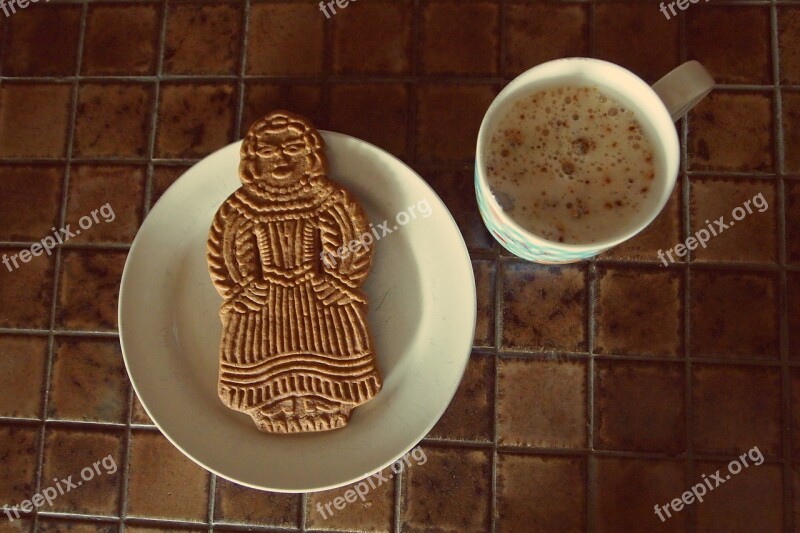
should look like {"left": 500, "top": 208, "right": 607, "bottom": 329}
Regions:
{"left": 217, "top": 281, "right": 381, "bottom": 413}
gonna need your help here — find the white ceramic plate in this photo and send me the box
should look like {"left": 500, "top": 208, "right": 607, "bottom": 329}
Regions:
{"left": 119, "top": 132, "right": 476, "bottom": 492}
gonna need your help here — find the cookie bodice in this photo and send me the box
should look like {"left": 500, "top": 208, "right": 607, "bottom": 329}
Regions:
{"left": 249, "top": 214, "right": 318, "bottom": 279}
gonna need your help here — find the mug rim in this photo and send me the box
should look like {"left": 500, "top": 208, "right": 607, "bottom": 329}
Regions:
{"left": 475, "top": 57, "right": 680, "bottom": 253}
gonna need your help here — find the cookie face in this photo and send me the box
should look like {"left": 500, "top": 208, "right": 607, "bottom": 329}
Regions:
{"left": 207, "top": 110, "right": 382, "bottom": 433}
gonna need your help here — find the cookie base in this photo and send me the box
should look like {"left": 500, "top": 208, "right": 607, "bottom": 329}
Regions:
{"left": 249, "top": 395, "right": 354, "bottom": 433}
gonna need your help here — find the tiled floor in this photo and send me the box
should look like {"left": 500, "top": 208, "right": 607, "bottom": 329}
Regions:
{"left": 0, "top": 0, "right": 798, "bottom": 532}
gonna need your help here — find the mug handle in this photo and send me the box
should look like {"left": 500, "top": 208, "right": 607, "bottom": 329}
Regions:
{"left": 651, "top": 60, "right": 715, "bottom": 122}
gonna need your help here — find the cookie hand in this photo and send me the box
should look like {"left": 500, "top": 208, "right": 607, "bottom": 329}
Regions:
{"left": 222, "top": 281, "right": 269, "bottom": 313}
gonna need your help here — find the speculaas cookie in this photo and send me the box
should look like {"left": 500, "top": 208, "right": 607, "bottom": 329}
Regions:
{"left": 207, "top": 110, "right": 382, "bottom": 433}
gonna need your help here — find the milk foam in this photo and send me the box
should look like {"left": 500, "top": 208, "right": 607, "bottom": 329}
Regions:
{"left": 486, "top": 85, "right": 656, "bottom": 244}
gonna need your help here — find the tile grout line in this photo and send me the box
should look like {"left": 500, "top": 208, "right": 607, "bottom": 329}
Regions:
{"left": 141, "top": 0, "right": 169, "bottom": 221}
{"left": 0, "top": 4, "right": 9, "bottom": 77}
{"left": 295, "top": 2, "right": 339, "bottom": 530}
{"left": 491, "top": 246, "right": 502, "bottom": 533}
{"left": 234, "top": 0, "right": 251, "bottom": 138}
{"left": 300, "top": 493, "right": 307, "bottom": 531}
{"left": 207, "top": 472, "right": 217, "bottom": 533}
{"left": 2, "top": 241, "right": 796, "bottom": 270}
{"left": 120, "top": 2, "right": 170, "bottom": 531}
{"left": 391, "top": 1, "right": 424, "bottom": 527}
{"left": 30, "top": 2, "right": 89, "bottom": 530}
{"left": 586, "top": 4, "right": 596, "bottom": 531}
{"left": 770, "top": 2, "right": 795, "bottom": 531}
{"left": 320, "top": 0, "right": 334, "bottom": 135}
{"left": 405, "top": 0, "right": 421, "bottom": 171}
{"left": 206, "top": 2, "right": 251, "bottom": 531}
{"left": 2, "top": 73, "right": 800, "bottom": 89}
{"left": 1, "top": 159, "right": 798, "bottom": 177}
{"left": 586, "top": 260, "right": 596, "bottom": 533}
{"left": 393, "top": 464, "right": 402, "bottom": 533}
{"left": 117, "top": 385, "right": 134, "bottom": 531}
{"left": 0, "top": 415, "right": 794, "bottom": 456}
{"left": 0, "top": 329, "right": 121, "bottom": 338}
{"left": 490, "top": 1, "right": 506, "bottom": 533}
{"left": 678, "top": 8, "right": 696, "bottom": 531}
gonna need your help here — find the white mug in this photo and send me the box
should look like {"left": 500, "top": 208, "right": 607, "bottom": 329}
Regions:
{"left": 475, "top": 58, "right": 714, "bottom": 263}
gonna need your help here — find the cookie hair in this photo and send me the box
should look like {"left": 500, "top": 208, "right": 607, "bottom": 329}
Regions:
{"left": 239, "top": 110, "right": 327, "bottom": 187}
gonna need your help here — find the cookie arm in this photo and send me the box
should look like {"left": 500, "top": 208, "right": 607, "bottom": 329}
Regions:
{"left": 208, "top": 200, "right": 239, "bottom": 298}
{"left": 319, "top": 190, "right": 373, "bottom": 288}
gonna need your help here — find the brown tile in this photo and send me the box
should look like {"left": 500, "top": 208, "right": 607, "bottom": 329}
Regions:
{"left": 689, "top": 270, "right": 778, "bottom": 359}
{"left": 156, "top": 83, "right": 237, "bottom": 159}
{"left": 594, "top": 457, "right": 686, "bottom": 533}
{"left": 74, "top": 83, "right": 154, "bottom": 159}
{"left": 788, "top": 181, "right": 800, "bottom": 264}
{"left": 785, "top": 92, "right": 800, "bottom": 174}
{"left": 687, "top": 6, "right": 771, "bottom": 85}
{"left": 330, "top": 83, "right": 409, "bottom": 158}
{"left": 473, "top": 260, "right": 495, "bottom": 346}
{"left": 82, "top": 3, "right": 161, "bottom": 76}
{"left": 791, "top": 273, "right": 800, "bottom": 360}
{"left": 37, "top": 521, "right": 116, "bottom": 533}
{"left": 306, "top": 467, "right": 395, "bottom": 531}
{"left": 41, "top": 428, "right": 123, "bottom": 515}
{"left": 505, "top": 3, "right": 589, "bottom": 78}
{"left": 0, "top": 165, "right": 63, "bottom": 241}
{"left": 595, "top": 361, "right": 685, "bottom": 453}
{"left": 419, "top": 1, "right": 499, "bottom": 76}
{"left": 695, "top": 460, "right": 783, "bottom": 532}
{"left": 501, "top": 264, "right": 587, "bottom": 352}
{"left": 57, "top": 250, "right": 127, "bottom": 331}
{"left": 0, "top": 246, "right": 55, "bottom": 329}
{"left": 332, "top": 1, "right": 412, "bottom": 75}
{"left": 600, "top": 185, "right": 682, "bottom": 262}
{"left": 131, "top": 394, "right": 154, "bottom": 426}
{"left": 49, "top": 338, "right": 128, "bottom": 424}
{"left": 0, "top": 83, "right": 72, "bottom": 158}
{"left": 595, "top": 267, "right": 683, "bottom": 357}
{"left": 595, "top": 3, "right": 679, "bottom": 83}
{"left": 127, "top": 431, "right": 209, "bottom": 521}
{"left": 692, "top": 364, "right": 782, "bottom": 456}
{"left": 0, "top": 426, "right": 39, "bottom": 505}
{"left": 497, "top": 358, "right": 587, "bottom": 448}
{"left": 66, "top": 165, "right": 144, "bottom": 244}
{"left": 401, "top": 445, "right": 491, "bottom": 532}
{"left": 164, "top": 3, "right": 242, "bottom": 75}
{"left": 689, "top": 178, "right": 777, "bottom": 263}
{"left": 688, "top": 91, "right": 773, "bottom": 172}
{"left": 780, "top": 7, "right": 800, "bottom": 84}
{"left": 415, "top": 84, "right": 496, "bottom": 164}
{"left": 792, "top": 369, "right": 800, "bottom": 458}
{"left": 0, "top": 335, "right": 47, "bottom": 418}
{"left": 0, "top": 519, "right": 33, "bottom": 532}
{"left": 151, "top": 165, "right": 189, "bottom": 208}
{"left": 214, "top": 478, "right": 300, "bottom": 527}
{"left": 0, "top": 520, "right": 30, "bottom": 533}
{"left": 497, "top": 454, "right": 586, "bottom": 533}
{"left": 242, "top": 83, "right": 324, "bottom": 138}
{"left": 246, "top": 3, "right": 324, "bottom": 75}
{"left": 5, "top": 5, "right": 81, "bottom": 76}
{"left": 428, "top": 353, "right": 493, "bottom": 441}
{"left": 423, "top": 168, "right": 494, "bottom": 251}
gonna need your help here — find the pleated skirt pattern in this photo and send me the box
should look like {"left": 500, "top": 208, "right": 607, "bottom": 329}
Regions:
{"left": 218, "top": 281, "right": 381, "bottom": 411}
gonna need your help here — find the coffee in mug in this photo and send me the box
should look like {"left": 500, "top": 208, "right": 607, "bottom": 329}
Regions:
{"left": 485, "top": 85, "right": 657, "bottom": 245}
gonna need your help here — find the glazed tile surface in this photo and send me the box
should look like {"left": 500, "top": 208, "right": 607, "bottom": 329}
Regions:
{"left": 0, "top": 0, "right": 797, "bottom": 531}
